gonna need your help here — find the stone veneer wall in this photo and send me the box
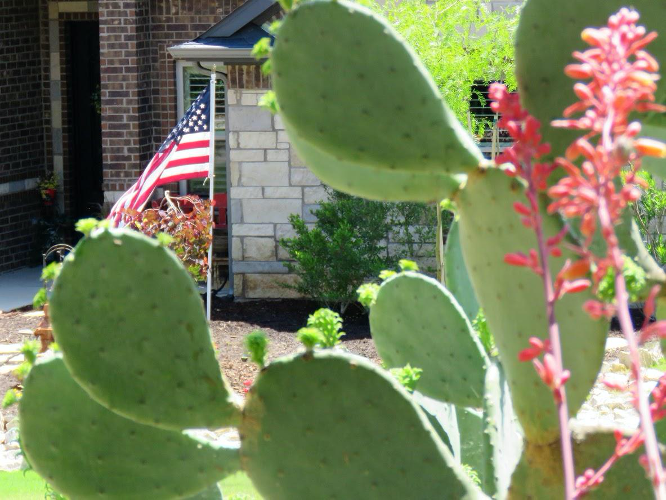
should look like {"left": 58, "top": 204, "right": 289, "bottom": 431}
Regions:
{"left": 227, "top": 87, "right": 328, "bottom": 299}
{"left": 226, "top": 86, "right": 437, "bottom": 299}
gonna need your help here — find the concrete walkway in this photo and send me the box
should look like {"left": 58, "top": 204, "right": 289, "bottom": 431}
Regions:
{"left": 0, "top": 267, "right": 42, "bottom": 313}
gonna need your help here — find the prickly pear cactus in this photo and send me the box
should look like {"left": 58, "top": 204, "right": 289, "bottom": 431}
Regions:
{"left": 240, "top": 350, "right": 480, "bottom": 499}
{"left": 20, "top": 355, "right": 239, "bottom": 499}
{"left": 17, "top": 0, "right": 666, "bottom": 498}
{"left": 456, "top": 168, "right": 607, "bottom": 443}
{"left": 516, "top": 0, "right": 666, "bottom": 163}
{"left": 271, "top": 0, "right": 484, "bottom": 202}
{"left": 49, "top": 229, "right": 240, "bottom": 431}
{"left": 370, "top": 271, "right": 488, "bottom": 407}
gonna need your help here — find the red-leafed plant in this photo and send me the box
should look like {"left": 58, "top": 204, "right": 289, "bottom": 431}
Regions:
{"left": 120, "top": 193, "right": 214, "bottom": 282}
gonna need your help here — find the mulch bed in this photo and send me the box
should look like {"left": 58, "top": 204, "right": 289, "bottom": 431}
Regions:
{"left": 0, "top": 299, "right": 378, "bottom": 422}
{"left": 209, "top": 298, "right": 379, "bottom": 395}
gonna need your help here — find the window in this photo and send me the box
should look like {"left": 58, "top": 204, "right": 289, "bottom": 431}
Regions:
{"left": 180, "top": 65, "right": 227, "bottom": 196}
{"left": 469, "top": 81, "right": 512, "bottom": 159}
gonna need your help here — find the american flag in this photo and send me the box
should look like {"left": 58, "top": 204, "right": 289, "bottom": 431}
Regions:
{"left": 108, "top": 86, "right": 213, "bottom": 226}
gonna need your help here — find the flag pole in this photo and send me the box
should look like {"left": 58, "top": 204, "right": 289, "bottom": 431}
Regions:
{"left": 206, "top": 67, "right": 216, "bottom": 322}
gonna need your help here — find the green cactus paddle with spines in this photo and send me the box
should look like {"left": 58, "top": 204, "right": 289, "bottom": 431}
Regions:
{"left": 271, "top": 0, "right": 484, "bottom": 202}
{"left": 20, "top": 356, "right": 238, "bottom": 500}
{"left": 49, "top": 229, "right": 240, "bottom": 431}
{"left": 456, "top": 168, "right": 608, "bottom": 443}
{"left": 370, "top": 271, "right": 488, "bottom": 407}
{"left": 240, "top": 350, "right": 484, "bottom": 499}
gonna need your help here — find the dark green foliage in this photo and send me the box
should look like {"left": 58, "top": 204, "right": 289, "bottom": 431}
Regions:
{"left": 596, "top": 256, "right": 647, "bottom": 304}
{"left": 280, "top": 190, "right": 395, "bottom": 310}
{"left": 633, "top": 170, "right": 666, "bottom": 265}
{"left": 280, "top": 189, "right": 441, "bottom": 309}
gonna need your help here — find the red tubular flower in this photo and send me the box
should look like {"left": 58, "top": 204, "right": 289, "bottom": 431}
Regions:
{"left": 583, "top": 300, "right": 616, "bottom": 320}
{"left": 513, "top": 201, "right": 532, "bottom": 217}
{"left": 560, "top": 279, "right": 591, "bottom": 296}
{"left": 602, "top": 378, "right": 627, "bottom": 392}
{"left": 504, "top": 252, "right": 531, "bottom": 267}
{"left": 634, "top": 138, "right": 666, "bottom": 158}
{"left": 638, "top": 321, "right": 666, "bottom": 344}
{"left": 518, "top": 337, "right": 551, "bottom": 362}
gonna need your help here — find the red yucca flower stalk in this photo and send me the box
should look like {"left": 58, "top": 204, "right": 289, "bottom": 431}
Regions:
{"left": 551, "top": 8, "right": 666, "bottom": 498}
{"left": 489, "top": 83, "right": 579, "bottom": 499}
{"left": 493, "top": 8, "right": 666, "bottom": 499}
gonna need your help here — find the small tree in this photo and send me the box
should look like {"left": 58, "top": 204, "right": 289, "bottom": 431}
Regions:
{"left": 373, "top": 0, "right": 519, "bottom": 137}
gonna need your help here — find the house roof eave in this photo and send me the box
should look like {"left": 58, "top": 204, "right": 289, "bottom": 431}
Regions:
{"left": 167, "top": 43, "right": 261, "bottom": 64}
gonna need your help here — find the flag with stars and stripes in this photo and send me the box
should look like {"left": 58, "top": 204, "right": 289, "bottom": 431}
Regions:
{"left": 108, "top": 86, "right": 213, "bottom": 226}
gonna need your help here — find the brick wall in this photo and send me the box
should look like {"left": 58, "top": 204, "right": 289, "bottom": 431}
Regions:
{"left": 0, "top": 0, "right": 47, "bottom": 272}
{"left": 0, "top": 192, "right": 42, "bottom": 272}
{"left": 100, "top": 0, "right": 246, "bottom": 204}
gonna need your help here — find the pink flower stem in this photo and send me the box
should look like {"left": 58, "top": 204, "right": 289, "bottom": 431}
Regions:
{"left": 598, "top": 197, "right": 666, "bottom": 497}
{"left": 574, "top": 431, "right": 644, "bottom": 498}
{"left": 526, "top": 179, "right": 576, "bottom": 500}
{"left": 599, "top": 111, "right": 666, "bottom": 498}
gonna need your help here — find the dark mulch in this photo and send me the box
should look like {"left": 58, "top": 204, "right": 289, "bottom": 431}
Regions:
{"left": 209, "top": 298, "right": 378, "bottom": 395}
{"left": 0, "top": 299, "right": 378, "bottom": 422}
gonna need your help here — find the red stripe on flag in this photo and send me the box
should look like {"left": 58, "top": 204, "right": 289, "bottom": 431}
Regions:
{"left": 166, "top": 155, "right": 209, "bottom": 168}
{"left": 175, "top": 140, "right": 209, "bottom": 150}
{"left": 158, "top": 170, "right": 212, "bottom": 184}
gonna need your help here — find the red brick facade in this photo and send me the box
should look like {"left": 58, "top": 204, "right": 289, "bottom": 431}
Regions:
{"left": 1, "top": 0, "right": 255, "bottom": 274}
{"left": 0, "top": 0, "right": 46, "bottom": 272}
{"left": 99, "top": 0, "right": 246, "bottom": 194}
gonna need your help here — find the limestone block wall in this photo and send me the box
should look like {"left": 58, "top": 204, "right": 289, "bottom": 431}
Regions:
{"left": 227, "top": 88, "right": 327, "bottom": 299}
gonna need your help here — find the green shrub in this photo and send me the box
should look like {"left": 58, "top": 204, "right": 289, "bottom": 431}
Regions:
{"left": 633, "top": 170, "right": 666, "bottom": 265}
{"left": 280, "top": 189, "right": 445, "bottom": 311}
{"left": 280, "top": 190, "right": 395, "bottom": 311}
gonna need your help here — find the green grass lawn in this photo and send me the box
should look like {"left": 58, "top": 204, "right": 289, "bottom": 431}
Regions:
{"left": 0, "top": 470, "right": 262, "bottom": 499}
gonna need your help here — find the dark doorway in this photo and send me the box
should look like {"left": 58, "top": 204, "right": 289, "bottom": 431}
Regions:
{"left": 68, "top": 21, "right": 103, "bottom": 220}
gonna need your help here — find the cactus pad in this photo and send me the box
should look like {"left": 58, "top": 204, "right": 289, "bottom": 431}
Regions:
{"left": 370, "top": 272, "right": 488, "bottom": 407}
{"left": 19, "top": 356, "right": 238, "bottom": 500}
{"left": 288, "top": 131, "right": 464, "bottom": 202}
{"left": 516, "top": 0, "right": 666, "bottom": 160}
{"left": 482, "top": 362, "right": 523, "bottom": 499}
{"left": 456, "top": 168, "right": 607, "bottom": 444}
{"left": 445, "top": 219, "right": 480, "bottom": 320}
{"left": 508, "top": 425, "right": 656, "bottom": 498}
{"left": 272, "top": 0, "right": 482, "bottom": 202}
{"left": 49, "top": 229, "right": 239, "bottom": 430}
{"left": 240, "top": 350, "right": 483, "bottom": 499}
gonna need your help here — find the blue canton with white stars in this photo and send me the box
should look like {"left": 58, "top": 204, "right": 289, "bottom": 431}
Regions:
{"left": 159, "top": 86, "right": 211, "bottom": 153}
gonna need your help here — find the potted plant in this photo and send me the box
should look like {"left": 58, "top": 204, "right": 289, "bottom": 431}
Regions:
{"left": 38, "top": 172, "right": 59, "bottom": 206}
